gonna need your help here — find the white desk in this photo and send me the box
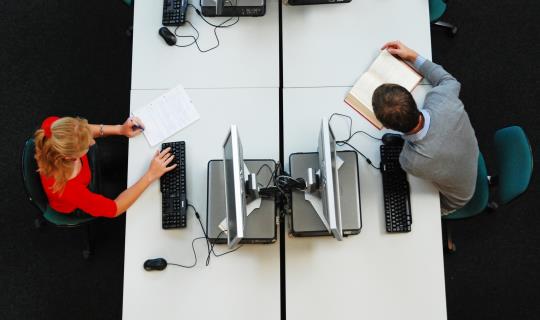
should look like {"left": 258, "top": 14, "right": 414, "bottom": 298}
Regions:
{"left": 123, "top": 88, "right": 281, "bottom": 320}
{"left": 282, "top": 0, "right": 432, "bottom": 87}
{"left": 283, "top": 86, "right": 447, "bottom": 320}
{"left": 131, "top": 0, "right": 280, "bottom": 90}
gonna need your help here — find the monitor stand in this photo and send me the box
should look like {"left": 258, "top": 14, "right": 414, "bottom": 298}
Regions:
{"left": 207, "top": 159, "right": 277, "bottom": 244}
{"left": 289, "top": 150, "right": 362, "bottom": 237}
{"left": 302, "top": 154, "right": 345, "bottom": 232}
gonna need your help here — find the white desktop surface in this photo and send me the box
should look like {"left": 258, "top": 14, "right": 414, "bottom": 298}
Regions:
{"left": 283, "top": 86, "right": 447, "bottom": 320}
{"left": 282, "top": 0, "right": 432, "bottom": 88}
{"left": 123, "top": 88, "right": 280, "bottom": 320}
{"left": 131, "top": 0, "right": 279, "bottom": 90}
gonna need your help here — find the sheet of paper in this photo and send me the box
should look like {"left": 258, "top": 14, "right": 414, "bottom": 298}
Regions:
{"left": 219, "top": 198, "right": 263, "bottom": 233}
{"left": 133, "top": 84, "right": 200, "bottom": 146}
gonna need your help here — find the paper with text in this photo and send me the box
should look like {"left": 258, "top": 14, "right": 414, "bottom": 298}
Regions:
{"left": 134, "top": 85, "right": 200, "bottom": 146}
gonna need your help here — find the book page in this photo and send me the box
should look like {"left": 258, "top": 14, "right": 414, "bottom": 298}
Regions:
{"left": 133, "top": 85, "right": 200, "bottom": 146}
{"left": 368, "top": 50, "right": 422, "bottom": 91}
{"left": 349, "top": 72, "right": 383, "bottom": 112}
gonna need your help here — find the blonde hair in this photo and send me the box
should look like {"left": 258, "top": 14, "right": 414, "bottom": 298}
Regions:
{"left": 34, "top": 117, "right": 93, "bottom": 193}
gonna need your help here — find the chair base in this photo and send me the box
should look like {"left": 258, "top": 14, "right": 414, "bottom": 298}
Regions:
{"left": 443, "top": 220, "right": 457, "bottom": 254}
{"left": 82, "top": 223, "right": 96, "bottom": 260}
{"left": 433, "top": 21, "right": 458, "bottom": 37}
{"left": 34, "top": 217, "right": 46, "bottom": 229}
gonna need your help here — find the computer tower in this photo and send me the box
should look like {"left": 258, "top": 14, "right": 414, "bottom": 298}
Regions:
{"left": 285, "top": 0, "right": 351, "bottom": 5}
{"left": 201, "top": 0, "right": 266, "bottom": 17}
{"left": 289, "top": 151, "right": 362, "bottom": 237}
{"left": 206, "top": 159, "right": 277, "bottom": 244}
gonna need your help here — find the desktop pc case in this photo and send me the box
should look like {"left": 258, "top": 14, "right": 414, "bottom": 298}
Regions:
{"left": 285, "top": 0, "right": 351, "bottom": 5}
{"left": 201, "top": 0, "right": 266, "bottom": 17}
{"left": 206, "top": 159, "right": 277, "bottom": 244}
{"left": 289, "top": 151, "right": 362, "bottom": 237}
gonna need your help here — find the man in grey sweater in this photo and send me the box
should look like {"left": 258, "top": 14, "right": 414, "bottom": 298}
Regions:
{"left": 372, "top": 41, "right": 479, "bottom": 214}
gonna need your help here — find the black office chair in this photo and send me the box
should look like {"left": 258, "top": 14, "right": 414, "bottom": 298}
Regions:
{"left": 430, "top": 0, "right": 458, "bottom": 37}
{"left": 21, "top": 138, "right": 101, "bottom": 259}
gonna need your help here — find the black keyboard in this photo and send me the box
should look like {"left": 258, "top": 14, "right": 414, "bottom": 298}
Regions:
{"left": 162, "top": 0, "right": 188, "bottom": 26}
{"left": 380, "top": 144, "right": 412, "bottom": 233}
{"left": 160, "top": 141, "right": 187, "bottom": 229}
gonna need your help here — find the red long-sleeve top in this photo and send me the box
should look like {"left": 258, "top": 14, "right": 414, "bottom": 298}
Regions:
{"left": 40, "top": 154, "right": 117, "bottom": 218}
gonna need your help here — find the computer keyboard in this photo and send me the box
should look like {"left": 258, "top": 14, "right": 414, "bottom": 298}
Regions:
{"left": 162, "top": 0, "right": 188, "bottom": 26}
{"left": 160, "top": 141, "right": 187, "bottom": 229}
{"left": 380, "top": 144, "right": 412, "bottom": 233}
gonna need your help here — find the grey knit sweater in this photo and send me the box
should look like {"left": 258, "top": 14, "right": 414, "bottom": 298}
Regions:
{"left": 399, "top": 60, "right": 479, "bottom": 212}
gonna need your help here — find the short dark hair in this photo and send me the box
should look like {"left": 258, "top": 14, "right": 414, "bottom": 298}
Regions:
{"left": 372, "top": 84, "right": 419, "bottom": 133}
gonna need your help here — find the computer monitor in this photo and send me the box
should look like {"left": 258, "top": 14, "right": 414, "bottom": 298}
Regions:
{"left": 223, "top": 125, "right": 247, "bottom": 248}
{"left": 305, "top": 118, "right": 343, "bottom": 240}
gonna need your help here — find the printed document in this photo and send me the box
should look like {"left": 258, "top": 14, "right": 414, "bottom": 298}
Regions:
{"left": 134, "top": 85, "right": 200, "bottom": 146}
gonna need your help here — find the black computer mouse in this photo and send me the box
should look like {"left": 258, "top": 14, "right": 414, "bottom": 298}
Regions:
{"left": 158, "top": 27, "right": 177, "bottom": 46}
{"left": 381, "top": 133, "right": 404, "bottom": 146}
{"left": 144, "top": 258, "right": 168, "bottom": 271}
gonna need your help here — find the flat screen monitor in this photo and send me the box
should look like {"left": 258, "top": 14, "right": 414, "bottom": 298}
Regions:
{"left": 318, "top": 117, "right": 343, "bottom": 240}
{"left": 223, "top": 125, "right": 247, "bottom": 248}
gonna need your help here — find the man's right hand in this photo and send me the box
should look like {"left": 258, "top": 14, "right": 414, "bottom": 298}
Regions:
{"left": 381, "top": 41, "right": 418, "bottom": 63}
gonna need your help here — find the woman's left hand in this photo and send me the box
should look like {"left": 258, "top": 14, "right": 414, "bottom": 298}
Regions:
{"left": 121, "top": 117, "right": 145, "bottom": 138}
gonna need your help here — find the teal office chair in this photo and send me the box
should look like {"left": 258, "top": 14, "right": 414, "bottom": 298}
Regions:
{"left": 443, "top": 126, "right": 533, "bottom": 252}
{"left": 21, "top": 138, "right": 100, "bottom": 259}
{"left": 429, "top": 0, "right": 458, "bottom": 37}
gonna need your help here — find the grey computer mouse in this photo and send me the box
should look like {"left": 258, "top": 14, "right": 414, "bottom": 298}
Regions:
{"left": 144, "top": 258, "right": 168, "bottom": 271}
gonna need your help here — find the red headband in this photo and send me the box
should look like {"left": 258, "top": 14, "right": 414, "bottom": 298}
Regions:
{"left": 41, "top": 116, "right": 60, "bottom": 138}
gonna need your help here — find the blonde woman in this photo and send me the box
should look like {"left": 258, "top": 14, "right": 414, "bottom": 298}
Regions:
{"left": 34, "top": 116, "right": 176, "bottom": 218}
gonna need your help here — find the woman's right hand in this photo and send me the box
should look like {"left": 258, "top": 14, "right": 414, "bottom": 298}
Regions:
{"left": 146, "top": 147, "right": 177, "bottom": 182}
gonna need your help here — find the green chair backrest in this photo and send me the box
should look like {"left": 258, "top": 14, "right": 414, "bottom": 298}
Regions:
{"left": 429, "top": 0, "right": 447, "bottom": 22}
{"left": 21, "top": 138, "right": 95, "bottom": 226}
{"left": 444, "top": 153, "right": 489, "bottom": 220}
{"left": 494, "top": 126, "right": 533, "bottom": 205}
{"left": 22, "top": 139, "right": 48, "bottom": 213}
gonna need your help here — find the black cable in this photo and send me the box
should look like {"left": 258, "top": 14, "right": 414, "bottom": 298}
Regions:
{"left": 171, "top": 1, "right": 240, "bottom": 53}
{"left": 174, "top": 23, "right": 199, "bottom": 47}
{"left": 329, "top": 113, "right": 381, "bottom": 142}
{"left": 328, "top": 112, "right": 381, "bottom": 170}
{"left": 339, "top": 141, "right": 380, "bottom": 170}
{"left": 186, "top": 202, "right": 244, "bottom": 267}
{"left": 166, "top": 236, "right": 206, "bottom": 269}
{"left": 191, "top": 3, "right": 240, "bottom": 28}
{"left": 275, "top": 175, "right": 306, "bottom": 191}
{"left": 208, "top": 230, "right": 243, "bottom": 261}
{"left": 188, "top": 203, "right": 210, "bottom": 257}
{"left": 256, "top": 163, "right": 275, "bottom": 187}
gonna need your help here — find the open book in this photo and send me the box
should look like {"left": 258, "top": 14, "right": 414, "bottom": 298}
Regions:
{"left": 344, "top": 50, "right": 422, "bottom": 129}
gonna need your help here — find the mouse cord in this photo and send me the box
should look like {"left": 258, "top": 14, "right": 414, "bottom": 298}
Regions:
{"left": 329, "top": 113, "right": 381, "bottom": 170}
{"left": 206, "top": 230, "right": 243, "bottom": 265}
{"left": 172, "top": 2, "right": 239, "bottom": 53}
{"left": 186, "top": 203, "right": 244, "bottom": 267}
{"left": 329, "top": 113, "right": 382, "bottom": 142}
{"left": 166, "top": 236, "right": 206, "bottom": 269}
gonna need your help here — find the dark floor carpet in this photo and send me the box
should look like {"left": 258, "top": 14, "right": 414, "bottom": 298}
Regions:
{"left": 0, "top": 0, "right": 539, "bottom": 319}
{"left": 0, "top": 1, "right": 132, "bottom": 320}
{"left": 434, "top": 1, "right": 540, "bottom": 320}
